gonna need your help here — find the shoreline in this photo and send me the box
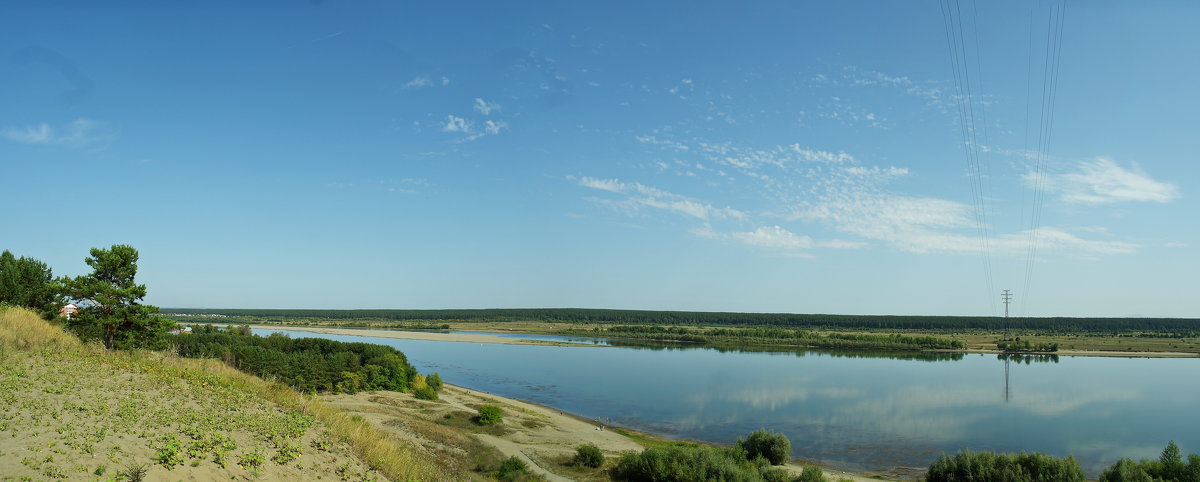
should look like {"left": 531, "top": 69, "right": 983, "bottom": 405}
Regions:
{"left": 450, "top": 384, "right": 899, "bottom": 481}
{"left": 320, "top": 382, "right": 892, "bottom": 481}
{"left": 244, "top": 323, "right": 1199, "bottom": 358}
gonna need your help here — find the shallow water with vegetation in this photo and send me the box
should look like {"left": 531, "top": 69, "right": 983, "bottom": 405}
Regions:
{"left": 255, "top": 328, "right": 1199, "bottom": 475}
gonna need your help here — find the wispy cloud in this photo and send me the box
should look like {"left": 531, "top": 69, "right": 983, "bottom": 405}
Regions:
{"left": 442, "top": 115, "right": 470, "bottom": 133}
{"left": 1030, "top": 157, "right": 1179, "bottom": 205}
{"left": 728, "top": 225, "right": 864, "bottom": 252}
{"left": 473, "top": 98, "right": 500, "bottom": 115}
{"left": 618, "top": 134, "right": 1141, "bottom": 259}
{"left": 573, "top": 176, "right": 745, "bottom": 221}
{"left": 483, "top": 120, "right": 507, "bottom": 135}
{"left": 3, "top": 118, "right": 106, "bottom": 147}
{"left": 403, "top": 75, "right": 449, "bottom": 89}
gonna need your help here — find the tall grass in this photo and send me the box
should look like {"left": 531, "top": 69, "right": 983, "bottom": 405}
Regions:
{"left": 0, "top": 306, "right": 80, "bottom": 351}
{"left": 0, "top": 305, "right": 446, "bottom": 481}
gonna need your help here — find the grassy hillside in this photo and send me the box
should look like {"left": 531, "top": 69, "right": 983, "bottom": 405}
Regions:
{"left": 0, "top": 307, "right": 446, "bottom": 481}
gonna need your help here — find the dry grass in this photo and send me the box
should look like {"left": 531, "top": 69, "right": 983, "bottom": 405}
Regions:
{"left": 0, "top": 306, "right": 80, "bottom": 351}
{"left": 0, "top": 306, "right": 447, "bottom": 481}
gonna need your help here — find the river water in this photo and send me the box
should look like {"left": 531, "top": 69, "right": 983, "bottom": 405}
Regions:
{"left": 253, "top": 328, "right": 1198, "bottom": 475}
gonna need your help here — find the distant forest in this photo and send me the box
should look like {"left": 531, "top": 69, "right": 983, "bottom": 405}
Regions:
{"left": 162, "top": 308, "right": 1200, "bottom": 334}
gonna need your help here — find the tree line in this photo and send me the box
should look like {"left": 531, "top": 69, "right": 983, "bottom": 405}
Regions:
{"left": 161, "top": 307, "right": 1200, "bottom": 335}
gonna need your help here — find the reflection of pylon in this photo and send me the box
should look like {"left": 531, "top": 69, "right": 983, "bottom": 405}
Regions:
{"left": 1004, "top": 357, "right": 1010, "bottom": 403}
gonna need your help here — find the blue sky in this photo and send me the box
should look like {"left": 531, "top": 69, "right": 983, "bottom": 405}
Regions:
{"left": 2, "top": 1, "right": 1196, "bottom": 317}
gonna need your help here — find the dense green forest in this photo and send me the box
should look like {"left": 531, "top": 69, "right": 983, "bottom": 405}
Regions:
{"left": 162, "top": 307, "right": 1200, "bottom": 335}
{"left": 172, "top": 325, "right": 423, "bottom": 394}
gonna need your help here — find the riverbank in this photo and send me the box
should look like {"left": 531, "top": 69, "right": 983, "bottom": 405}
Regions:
{"left": 319, "top": 383, "right": 891, "bottom": 481}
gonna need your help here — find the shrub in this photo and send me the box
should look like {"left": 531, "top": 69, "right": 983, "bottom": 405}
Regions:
{"left": 1099, "top": 459, "right": 1152, "bottom": 482}
{"left": 414, "top": 386, "right": 438, "bottom": 400}
{"left": 925, "top": 449, "right": 1085, "bottom": 482}
{"left": 797, "top": 465, "right": 828, "bottom": 482}
{"left": 611, "top": 444, "right": 783, "bottom": 481}
{"left": 427, "top": 372, "right": 443, "bottom": 391}
{"left": 573, "top": 443, "right": 605, "bottom": 468}
{"left": 735, "top": 429, "right": 791, "bottom": 465}
{"left": 476, "top": 404, "right": 503, "bottom": 425}
{"left": 496, "top": 456, "right": 529, "bottom": 481}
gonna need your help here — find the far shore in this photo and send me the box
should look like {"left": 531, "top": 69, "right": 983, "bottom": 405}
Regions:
{"left": 244, "top": 324, "right": 606, "bottom": 347}
{"left": 237, "top": 323, "right": 1200, "bottom": 359}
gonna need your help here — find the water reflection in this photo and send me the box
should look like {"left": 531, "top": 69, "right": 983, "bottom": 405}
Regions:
{"left": 252, "top": 328, "right": 1196, "bottom": 477}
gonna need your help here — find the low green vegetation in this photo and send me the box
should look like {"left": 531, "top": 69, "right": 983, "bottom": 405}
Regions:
{"left": 476, "top": 404, "right": 504, "bottom": 426}
{"left": 612, "top": 444, "right": 809, "bottom": 481}
{"left": 495, "top": 455, "right": 536, "bottom": 481}
{"left": 611, "top": 430, "right": 835, "bottom": 482}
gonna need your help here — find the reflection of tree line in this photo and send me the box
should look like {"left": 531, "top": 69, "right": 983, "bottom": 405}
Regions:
{"left": 997, "top": 353, "right": 1060, "bottom": 364}
{"left": 563, "top": 325, "right": 964, "bottom": 351}
{"left": 600, "top": 337, "right": 966, "bottom": 362}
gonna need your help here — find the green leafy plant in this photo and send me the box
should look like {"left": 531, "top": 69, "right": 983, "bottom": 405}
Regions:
{"left": 152, "top": 435, "right": 185, "bottom": 469}
{"left": 238, "top": 447, "right": 266, "bottom": 470}
{"left": 273, "top": 441, "right": 302, "bottom": 464}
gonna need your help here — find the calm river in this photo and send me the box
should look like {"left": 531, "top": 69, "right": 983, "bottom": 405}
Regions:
{"left": 254, "top": 328, "right": 1198, "bottom": 475}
